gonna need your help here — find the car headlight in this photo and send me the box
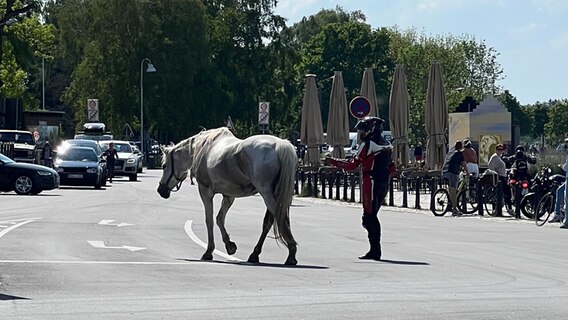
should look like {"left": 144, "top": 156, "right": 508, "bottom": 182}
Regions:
{"left": 37, "top": 170, "right": 53, "bottom": 176}
{"left": 55, "top": 167, "right": 64, "bottom": 173}
{"left": 127, "top": 158, "right": 136, "bottom": 164}
{"left": 87, "top": 168, "right": 98, "bottom": 174}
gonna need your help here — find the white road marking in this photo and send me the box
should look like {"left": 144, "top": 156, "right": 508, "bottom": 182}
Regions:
{"left": 0, "top": 260, "right": 228, "bottom": 266}
{"left": 0, "top": 218, "right": 41, "bottom": 239}
{"left": 87, "top": 241, "right": 146, "bottom": 252}
{"left": 98, "top": 219, "right": 134, "bottom": 227}
{"left": 184, "top": 220, "right": 242, "bottom": 262}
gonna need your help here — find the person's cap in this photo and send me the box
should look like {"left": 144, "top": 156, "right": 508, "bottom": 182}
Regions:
{"left": 463, "top": 139, "right": 472, "bottom": 147}
{"left": 496, "top": 144, "right": 504, "bottom": 150}
{"left": 564, "top": 137, "right": 568, "bottom": 143}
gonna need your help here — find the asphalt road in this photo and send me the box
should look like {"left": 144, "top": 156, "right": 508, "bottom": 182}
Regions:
{"left": 1, "top": 169, "right": 567, "bottom": 319}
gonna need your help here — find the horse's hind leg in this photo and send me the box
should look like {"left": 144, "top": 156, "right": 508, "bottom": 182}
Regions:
{"left": 217, "top": 196, "right": 237, "bottom": 255}
{"left": 257, "top": 191, "right": 297, "bottom": 265}
{"left": 248, "top": 209, "right": 274, "bottom": 263}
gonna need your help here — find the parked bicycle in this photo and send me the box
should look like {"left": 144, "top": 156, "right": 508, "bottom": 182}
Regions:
{"left": 519, "top": 166, "right": 562, "bottom": 219}
{"left": 431, "top": 173, "right": 479, "bottom": 216}
{"left": 534, "top": 174, "right": 566, "bottom": 226}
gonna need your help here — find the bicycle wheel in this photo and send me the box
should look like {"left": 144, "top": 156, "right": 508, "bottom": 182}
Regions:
{"left": 535, "top": 193, "right": 554, "bottom": 227}
{"left": 431, "top": 188, "right": 450, "bottom": 216}
{"left": 483, "top": 186, "right": 498, "bottom": 216}
{"left": 457, "top": 188, "right": 478, "bottom": 214}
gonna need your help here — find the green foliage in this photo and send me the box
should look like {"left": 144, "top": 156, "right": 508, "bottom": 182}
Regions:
{"left": 545, "top": 100, "right": 568, "bottom": 143}
{"left": 0, "top": 0, "right": 54, "bottom": 109}
{"left": 7, "top": 3, "right": 566, "bottom": 150}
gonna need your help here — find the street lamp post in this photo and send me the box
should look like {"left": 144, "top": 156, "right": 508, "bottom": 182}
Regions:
{"left": 140, "top": 58, "right": 156, "bottom": 161}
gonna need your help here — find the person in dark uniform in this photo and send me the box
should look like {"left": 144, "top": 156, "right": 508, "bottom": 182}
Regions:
{"left": 325, "top": 117, "right": 395, "bottom": 261}
{"left": 103, "top": 142, "right": 119, "bottom": 182}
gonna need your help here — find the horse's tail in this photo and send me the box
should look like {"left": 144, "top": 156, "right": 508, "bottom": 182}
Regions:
{"left": 272, "top": 140, "right": 298, "bottom": 247}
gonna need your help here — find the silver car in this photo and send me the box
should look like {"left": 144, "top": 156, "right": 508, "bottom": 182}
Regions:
{"left": 99, "top": 140, "right": 139, "bottom": 181}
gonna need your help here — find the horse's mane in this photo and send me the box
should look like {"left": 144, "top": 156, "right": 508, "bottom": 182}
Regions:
{"left": 191, "top": 127, "right": 235, "bottom": 172}
{"left": 161, "top": 127, "right": 233, "bottom": 167}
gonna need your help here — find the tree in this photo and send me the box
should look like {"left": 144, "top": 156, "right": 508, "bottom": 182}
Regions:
{"left": 544, "top": 100, "right": 568, "bottom": 143}
{"left": 298, "top": 21, "right": 393, "bottom": 130}
{"left": 0, "top": 0, "right": 54, "bottom": 109}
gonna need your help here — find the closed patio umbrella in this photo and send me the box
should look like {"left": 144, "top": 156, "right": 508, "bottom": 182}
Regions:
{"left": 300, "top": 74, "right": 324, "bottom": 166}
{"left": 360, "top": 68, "right": 379, "bottom": 117}
{"left": 389, "top": 64, "right": 410, "bottom": 167}
{"left": 425, "top": 62, "right": 448, "bottom": 170}
{"left": 327, "top": 71, "right": 349, "bottom": 158}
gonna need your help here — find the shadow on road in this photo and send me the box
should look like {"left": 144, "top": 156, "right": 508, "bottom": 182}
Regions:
{"left": 0, "top": 293, "right": 29, "bottom": 300}
{"left": 179, "top": 258, "right": 329, "bottom": 269}
{"left": 375, "top": 259, "right": 429, "bottom": 265}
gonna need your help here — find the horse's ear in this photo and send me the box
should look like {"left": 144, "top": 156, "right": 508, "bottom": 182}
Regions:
{"left": 199, "top": 126, "right": 206, "bottom": 132}
{"left": 160, "top": 145, "right": 166, "bottom": 153}
{"left": 169, "top": 142, "right": 175, "bottom": 147}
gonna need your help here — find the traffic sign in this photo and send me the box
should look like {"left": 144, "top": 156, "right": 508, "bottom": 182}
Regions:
{"left": 258, "top": 102, "right": 270, "bottom": 113}
{"left": 87, "top": 99, "right": 99, "bottom": 122}
{"left": 258, "top": 102, "right": 270, "bottom": 125}
{"left": 349, "top": 96, "right": 371, "bottom": 119}
{"left": 258, "top": 112, "right": 269, "bottom": 125}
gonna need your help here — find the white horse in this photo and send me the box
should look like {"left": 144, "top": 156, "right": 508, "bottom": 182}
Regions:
{"left": 157, "top": 127, "right": 299, "bottom": 265}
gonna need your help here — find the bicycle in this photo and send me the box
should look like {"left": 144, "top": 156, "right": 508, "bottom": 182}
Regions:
{"left": 535, "top": 176, "right": 566, "bottom": 226}
{"left": 431, "top": 173, "right": 478, "bottom": 216}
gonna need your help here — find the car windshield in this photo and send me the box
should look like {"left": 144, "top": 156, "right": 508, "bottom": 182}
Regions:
{"left": 0, "top": 132, "right": 35, "bottom": 144}
{"left": 0, "top": 153, "right": 15, "bottom": 163}
{"left": 58, "top": 148, "right": 98, "bottom": 162}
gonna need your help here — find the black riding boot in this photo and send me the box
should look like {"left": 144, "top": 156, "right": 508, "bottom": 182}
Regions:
{"left": 359, "top": 214, "right": 381, "bottom": 260}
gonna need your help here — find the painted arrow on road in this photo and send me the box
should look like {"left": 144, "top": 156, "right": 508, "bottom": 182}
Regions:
{"left": 87, "top": 241, "right": 146, "bottom": 252}
{"left": 98, "top": 220, "right": 134, "bottom": 227}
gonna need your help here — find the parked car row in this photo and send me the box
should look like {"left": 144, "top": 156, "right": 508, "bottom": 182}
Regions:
{"left": 0, "top": 137, "right": 152, "bottom": 195}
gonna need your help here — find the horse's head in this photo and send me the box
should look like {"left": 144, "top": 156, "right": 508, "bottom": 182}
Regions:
{"left": 157, "top": 141, "right": 192, "bottom": 199}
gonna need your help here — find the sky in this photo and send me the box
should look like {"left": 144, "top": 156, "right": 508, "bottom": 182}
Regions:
{"left": 274, "top": 0, "right": 568, "bottom": 105}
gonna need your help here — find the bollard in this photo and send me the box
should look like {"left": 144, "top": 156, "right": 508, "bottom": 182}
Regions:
{"left": 350, "top": 173, "right": 356, "bottom": 202}
{"left": 388, "top": 177, "right": 394, "bottom": 206}
{"left": 343, "top": 173, "right": 348, "bottom": 201}
{"left": 321, "top": 171, "right": 326, "bottom": 199}
{"left": 328, "top": 172, "right": 334, "bottom": 200}
{"left": 514, "top": 184, "right": 521, "bottom": 219}
{"left": 313, "top": 171, "right": 319, "bottom": 198}
{"left": 300, "top": 170, "right": 306, "bottom": 193}
{"left": 294, "top": 170, "right": 299, "bottom": 195}
{"left": 335, "top": 173, "right": 341, "bottom": 200}
{"left": 415, "top": 177, "right": 421, "bottom": 209}
{"left": 477, "top": 181, "right": 483, "bottom": 216}
{"left": 496, "top": 181, "right": 503, "bottom": 216}
{"left": 402, "top": 176, "right": 408, "bottom": 208}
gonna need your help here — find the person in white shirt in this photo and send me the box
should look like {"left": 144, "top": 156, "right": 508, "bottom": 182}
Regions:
{"left": 487, "top": 144, "right": 513, "bottom": 215}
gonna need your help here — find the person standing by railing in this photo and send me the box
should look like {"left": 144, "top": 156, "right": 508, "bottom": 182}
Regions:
{"left": 462, "top": 139, "right": 479, "bottom": 178}
{"left": 442, "top": 140, "right": 469, "bottom": 217}
{"left": 488, "top": 144, "right": 514, "bottom": 215}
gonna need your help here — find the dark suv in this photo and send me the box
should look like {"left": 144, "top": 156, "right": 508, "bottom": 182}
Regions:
{"left": 0, "top": 130, "right": 36, "bottom": 163}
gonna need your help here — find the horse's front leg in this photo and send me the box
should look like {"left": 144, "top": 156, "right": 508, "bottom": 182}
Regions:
{"left": 217, "top": 196, "right": 237, "bottom": 255}
{"left": 198, "top": 187, "right": 215, "bottom": 261}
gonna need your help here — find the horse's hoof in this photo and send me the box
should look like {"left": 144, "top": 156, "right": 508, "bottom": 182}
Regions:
{"left": 201, "top": 253, "right": 213, "bottom": 261}
{"left": 285, "top": 258, "right": 298, "bottom": 266}
{"left": 247, "top": 254, "right": 259, "bottom": 263}
{"left": 226, "top": 241, "right": 237, "bottom": 255}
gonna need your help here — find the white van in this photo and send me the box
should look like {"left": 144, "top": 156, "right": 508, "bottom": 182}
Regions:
{"left": 346, "top": 130, "right": 393, "bottom": 159}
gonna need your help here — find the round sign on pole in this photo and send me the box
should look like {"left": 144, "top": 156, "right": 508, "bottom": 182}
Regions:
{"left": 349, "top": 96, "right": 371, "bottom": 119}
